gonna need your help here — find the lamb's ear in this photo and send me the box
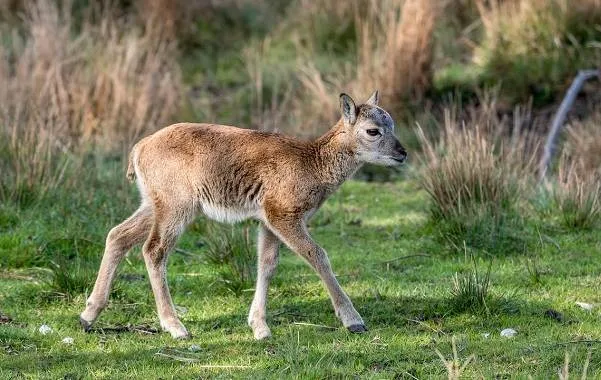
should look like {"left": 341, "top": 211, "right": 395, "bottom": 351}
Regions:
{"left": 339, "top": 93, "right": 357, "bottom": 125}
{"left": 365, "top": 90, "right": 379, "bottom": 106}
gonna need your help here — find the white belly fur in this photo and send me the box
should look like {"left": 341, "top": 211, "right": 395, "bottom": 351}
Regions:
{"left": 201, "top": 203, "right": 257, "bottom": 223}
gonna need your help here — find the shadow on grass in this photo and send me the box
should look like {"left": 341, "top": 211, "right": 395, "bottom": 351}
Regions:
{"left": 172, "top": 293, "right": 570, "bottom": 338}
{"left": 0, "top": 291, "right": 581, "bottom": 379}
{"left": 1, "top": 344, "right": 259, "bottom": 377}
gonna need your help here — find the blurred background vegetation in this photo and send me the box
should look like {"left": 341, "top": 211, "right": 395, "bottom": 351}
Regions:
{"left": 1, "top": 0, "right": 601, "bottom": 251}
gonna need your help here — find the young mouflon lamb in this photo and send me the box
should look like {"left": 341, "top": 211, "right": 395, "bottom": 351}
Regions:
{"left": 80, "top": 91, "right": 407, "bottom": 339}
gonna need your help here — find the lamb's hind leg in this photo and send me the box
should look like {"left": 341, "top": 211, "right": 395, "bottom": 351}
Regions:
{"left": 142, "top": 206, "right": 191, "bottom": 339}
{"left": 80, "top": 205, "right": 153, "bottom": 330}
{"left": 248, "top": 224, "right": 280, "bottom": 340}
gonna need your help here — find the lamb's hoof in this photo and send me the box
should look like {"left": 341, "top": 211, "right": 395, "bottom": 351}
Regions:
{"left": 252, "top": 326, "right": 272, "bottom": 340}
{"left": 79, "top": 316, "right": 92, "bottom": 332}
{"left": 166, "top": 326, "right": 191, "bottom": 340}
{"left": 172, "top": 332, "right": 191, "bottom": 340}
{"left": 160, "top": 318, "right": 190, "bottom": 339}
{"left": 347, "top": 324, "right": 368, "bottom": 333}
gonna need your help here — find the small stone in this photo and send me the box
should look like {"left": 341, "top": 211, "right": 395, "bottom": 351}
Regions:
{"left": 188, "top": 344, "right": 201, "bottom": 352}
{"left": 500, "top": 328, "right": 517, "bottom": 338}
{"left": 62, "top": 337, "right": 74, "bottom": 344}
{"left": 175, "top": 305, "right": 188, "bottom": 315}
{"left": 38, "top": 324, "right": 52, "bottom": 335}
{"left": 482, "top": 333, "right": 490, "bottom": 339}
{"left": 575, "top": 302, "right": 594, "bottom": 311}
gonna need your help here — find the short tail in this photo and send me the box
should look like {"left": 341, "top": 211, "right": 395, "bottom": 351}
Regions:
{"left": 126, "top": 145, "right": 137, "bottom": 182}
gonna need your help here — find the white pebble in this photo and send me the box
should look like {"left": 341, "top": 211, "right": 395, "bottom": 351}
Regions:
{"left": 62, "top": 337, "right": 74, "bottom": 344}
{"left": 38, "top": 324, "right": 53, "bottom": 335}
{"left": 188, "top": 344, "right": 201, "bottom": 352}
{"left": 482, "top": 333, "right": 490, "bottom": 339}
{"left": 575, "top": 302, "right": 594, "bottom": 311}
{"left": 500, "top": 328, "right": 517, "bottom": 338}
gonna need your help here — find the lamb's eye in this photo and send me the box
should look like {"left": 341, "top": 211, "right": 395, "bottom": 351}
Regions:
{"left": 366, "top": 129, "right": 380, "bottom": 136}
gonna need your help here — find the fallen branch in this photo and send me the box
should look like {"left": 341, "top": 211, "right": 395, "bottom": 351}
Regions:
{"left": 88, "top": 324, "right": 158, "bottom": 335}
{"left": 538, "top": 69, "right": 600, "bottom": 182}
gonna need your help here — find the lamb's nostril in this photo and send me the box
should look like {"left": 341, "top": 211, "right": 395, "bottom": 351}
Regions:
{"left": 392, "top": 150, "right": 407, "bottom": 164}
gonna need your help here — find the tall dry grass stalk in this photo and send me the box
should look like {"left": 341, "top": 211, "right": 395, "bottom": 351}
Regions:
{"left": 135, "top": 0, "right": 179, "bottom": 39}
{"left": 0, "top": 0, "right": 182, "bottom": 204}
{"left": 417, "top": 100, "right": 539, "bottom": 221}
{"left": 553, "top": 111, "right": 601, "bottom": 229}
{"left": 475, "top": 0, "right": 564, "bottom": 65}
{"left": 356, "top": 0, "right": 439, "bottom": 106}
{"left": 555, "top": 155, "right": 601, "bottom": 229}
{"left": 474, "top": 0, "right": 601, "bottom": 103}
{"left": 245, "top": 38, "right": 295, "bottom": 132}
{"left": 416, "top": 95, "right": 540, "bottom": 253}
{"left": 295, "top": 62, "right": 345, "bottom": 135}
{"left": 476, "top": 0, "right": 601, "bottom": 57}
{"left": 434, "top": 336, "right": 475, "bottom": 380}
{"left": 565, "top": 114, "right": 601, "bottom": 174}
{"left": 296, "top": 0, "right": 439, "bottom": 133}
{"left": 242, "top": 0, "right": 355, "bottom": 135}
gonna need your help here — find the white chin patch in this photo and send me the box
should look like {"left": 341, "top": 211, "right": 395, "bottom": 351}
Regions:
{"left": 357, "top": 152, "right": 382, "bottom": 164}
{"left": 360, "top": 154, "right": 396, "bottom": 167}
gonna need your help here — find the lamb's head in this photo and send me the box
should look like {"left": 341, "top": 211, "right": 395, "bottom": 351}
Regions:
{"left": 339, "top": 91, "right": 407, "bottom": 166}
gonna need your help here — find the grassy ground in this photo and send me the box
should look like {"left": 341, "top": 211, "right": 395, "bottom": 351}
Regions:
{"left": 0, "top": 163, "right": 600, "bottom": 378}
{"left": 2, "top": 1, "right": 601, "bottom": 378}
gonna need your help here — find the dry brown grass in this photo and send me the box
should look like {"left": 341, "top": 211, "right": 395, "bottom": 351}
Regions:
{"left": 417, "top": 96, "right": 540, "bottom": 221}
{"left": 565, "top": 113, "right": 601, "bottom": 174}
{"left": 295, "top": 0, "right": 439, "bottom": 133}
{"left": 476, "top": 0, "right": 601, "bottom": 53}
{"left": 415, "top": 94, "right": 541, "bottom": 252}
{"left": 555, "top": 155, "right": 601, "bottom": 229}
{"left": 245, "top": 37, "right": 296, "bottom": 133}
{"left": 241, "top": 0, "right": 355, "bottom": 136}
{"left": 475, "top": 0, "right": 562, "bottom": 65}
{"left": 135, "top": 0, "right": 180, "bottom": 39}
{"left": 0, "top": 0, "right": 182, "bottom": 204}
{"left": 474, "top": 0, "right": 601, "bottom": 103}
{"left": 553, "top": 110, "right": 601, "bottom": 229}
{"left": 356, "top": 0, "right": 439, "bottom": 106}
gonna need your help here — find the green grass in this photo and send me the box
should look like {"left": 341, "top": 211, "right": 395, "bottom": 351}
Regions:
{"left": 0, "top": 164, "right": 600, "bottom": 378}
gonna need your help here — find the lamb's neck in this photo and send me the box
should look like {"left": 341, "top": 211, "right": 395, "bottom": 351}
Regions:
{"left": 312, "top": 121, "right": 361, "bottom": 186}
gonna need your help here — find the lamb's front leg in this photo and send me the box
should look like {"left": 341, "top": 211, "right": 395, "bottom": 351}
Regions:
{"left": 266, "top": 215, "right": 366, "bottom": 333}
{"left": 248, "top": 224, "right": 280, "bottom": 340}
